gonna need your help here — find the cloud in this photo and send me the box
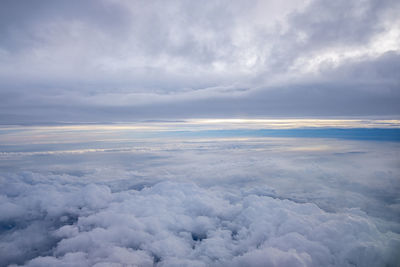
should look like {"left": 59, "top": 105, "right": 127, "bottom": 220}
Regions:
{"left": 0, "top": 0, "right": 399, "bottom": 122}
{"left": 1, "top": 137, "right": 400, "bottom": 266}
{"left": 1, "top": 179, "right": 399, "bottom": 266}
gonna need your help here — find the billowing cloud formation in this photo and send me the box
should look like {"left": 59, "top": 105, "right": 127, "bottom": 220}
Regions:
{"left": 1, "top": 137, "right": 399, "bottom": 266}
{"left": 0, "top": 0, "right": 399, "bottom": 123}
{"left": 1, "top": 179, "right": 398, "bottom": 267}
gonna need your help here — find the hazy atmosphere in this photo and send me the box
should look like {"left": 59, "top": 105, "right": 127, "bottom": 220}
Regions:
{"left": 1, "top": 1, "right": 400, "bottom": 267}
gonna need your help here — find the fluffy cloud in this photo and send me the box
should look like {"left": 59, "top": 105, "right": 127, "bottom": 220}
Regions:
{"left": 1, "top": 178, "right": 399, "bottom": 267}
{"left": 1, "top": 137, "right": 399, "bottom": 266}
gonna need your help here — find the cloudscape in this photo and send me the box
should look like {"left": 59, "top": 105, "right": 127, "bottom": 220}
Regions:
{"left": 0, "top": 0, "right": 399, "bottom": 123}
{"left": 0, "top": 1, "right": 400, "bottom": 267}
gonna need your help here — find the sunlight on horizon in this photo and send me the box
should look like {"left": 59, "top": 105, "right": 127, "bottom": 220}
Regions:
{"left": 1, "top": 118, "right": 399, "bottom": 146}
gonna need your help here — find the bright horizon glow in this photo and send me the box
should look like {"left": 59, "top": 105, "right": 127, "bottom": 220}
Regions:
{"left": 1, "top": 118, "right": 399, "bottom": 146}
{"left": 2, "top": 118, "right": 400, "bottom": 130}
{"left": 185, "top": 118, "right": 400, "bottom": 129}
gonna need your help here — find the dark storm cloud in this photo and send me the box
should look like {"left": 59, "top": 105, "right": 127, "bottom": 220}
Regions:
{"left": 0, "top": 0, "right": 399, "bottom": 123}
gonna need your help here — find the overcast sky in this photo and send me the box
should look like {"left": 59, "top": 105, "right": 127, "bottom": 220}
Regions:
{"left": 0, "top": 0, "right": 399, "bottom": 123}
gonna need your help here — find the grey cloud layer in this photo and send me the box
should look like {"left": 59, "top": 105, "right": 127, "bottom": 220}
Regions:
{"left": 1, "top": 138, "right": 399, "bottom": 266}
{"left": 0, "top": 0, "right": 399, "bottom": 122}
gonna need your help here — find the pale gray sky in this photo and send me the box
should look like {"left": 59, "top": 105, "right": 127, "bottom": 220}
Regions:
{"left": 0, "top": 0, "right": 399, "bottom": 123}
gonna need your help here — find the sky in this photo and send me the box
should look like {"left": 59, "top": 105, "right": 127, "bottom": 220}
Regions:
{"left": 1, "top": 2, "right": 400, "bottom": 266}
{"left": 0, "top": 0, "right": 400, "bottom": 123}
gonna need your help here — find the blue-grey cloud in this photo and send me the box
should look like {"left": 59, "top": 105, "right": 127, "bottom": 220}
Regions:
{"left": 1, "top": 137, "right": 399, "bottom": 266}
{"left": 0, "top": 0, "right": 399, "bottom": 123}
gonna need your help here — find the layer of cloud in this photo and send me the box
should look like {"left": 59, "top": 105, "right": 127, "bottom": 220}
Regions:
{"left": 0, "top": 0, "right": 399, "bottom": 122}
{"left": 1, "top": 178, "right": 399, "bottom": 267}
{"left": 1, "top": 137, "right": 399, "bottom": 266}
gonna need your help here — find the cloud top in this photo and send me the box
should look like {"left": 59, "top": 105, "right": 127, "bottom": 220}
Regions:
{"left": 1, "top": 136, "right": 400, "bottom": 266}
{"left": 1, "top": 178, "right": 399, "bottom": 267}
